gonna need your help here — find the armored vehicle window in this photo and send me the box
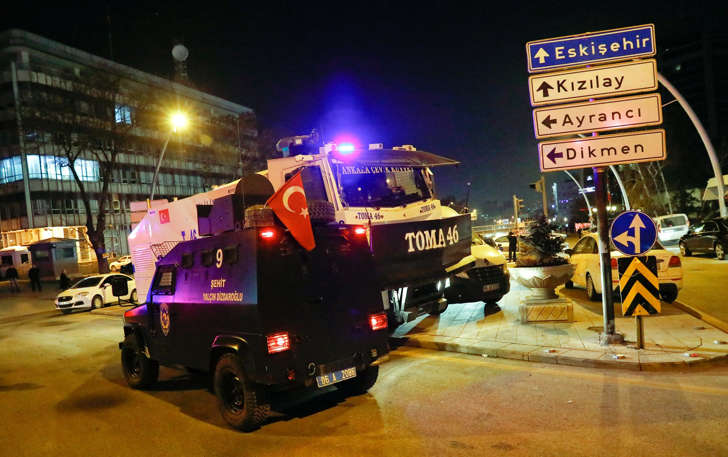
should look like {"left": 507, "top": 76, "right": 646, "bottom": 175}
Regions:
{"left": 181, "top": 252, "right": 194, "bottom": 269}
{"left": 285, "top": 166, "right": 327, "bottom": 201}
{"left": 152, "top": 266, "right": 176, "bottom": 295}
{"left": 223, "top": 245, "right": 238, "bottom": 265}
{"left": 201, "top": 249, "right": 215, "bottom": 267}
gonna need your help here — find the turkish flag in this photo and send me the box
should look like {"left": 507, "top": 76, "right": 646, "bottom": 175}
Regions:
{"left": 266, "top": 171, "right": 316, "bottom": 251}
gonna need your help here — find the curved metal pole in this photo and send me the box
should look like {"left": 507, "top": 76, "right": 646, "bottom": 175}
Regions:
{"left": 658, "top": 72, "right": 726, "bottom": 217}
{"left": 150, "top": 134, "right": 171, "bottom": 202}
{"left": 563, "top": 169, "right": 594, "bottom": 225}
{"left": 609, "top": 165, "right": 630, "bottom": 210}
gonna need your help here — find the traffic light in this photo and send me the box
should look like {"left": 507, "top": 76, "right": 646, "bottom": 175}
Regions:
{"left": 513, "top": 194, "right": 525, "bottom": 221}
{"left": 529, "top": 176, "right": 545, "bottom": 194}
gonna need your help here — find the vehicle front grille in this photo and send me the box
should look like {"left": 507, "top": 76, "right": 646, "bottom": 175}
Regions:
{"left": 469, "top": 265, "right": 505, "bottom": 284}
{"left": 58, "top": 296, "right": 72, "bottom": 302}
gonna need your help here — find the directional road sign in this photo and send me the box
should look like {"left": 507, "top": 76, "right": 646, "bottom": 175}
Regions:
{"left": 610, "top": 211, "right": 657, "bottom": 256}
{"left": 618, "top": 256, "right": 660, "bottom": 316}
{"left": 526, "top": 24, "right": 656, "bottom": 73}
{"left": 538, "top": 129, "right": 665, "bottom": 172}
{"left": 532, "top": 93, "right": 663, "bottom": 139}
{"left": 528, "top": 59, "right": 658, "bottom": 106}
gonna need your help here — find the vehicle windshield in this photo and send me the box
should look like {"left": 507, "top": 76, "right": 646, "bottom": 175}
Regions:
{"left": 71, "top": 277, "right": 102, "bottom": 288}
{"left": 334, "top": 164, "right": 432, "bottom": 208}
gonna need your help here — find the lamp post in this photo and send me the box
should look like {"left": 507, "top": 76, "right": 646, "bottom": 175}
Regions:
{"left": 149, "top": 111, "right": 188, "bottom": 203}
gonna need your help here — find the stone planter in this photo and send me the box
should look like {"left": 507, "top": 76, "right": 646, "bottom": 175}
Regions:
{"left": 510, "top": 263, "right": 577, "bottom": 323}
{"left": 509, "top": 263, "right": 576, "bottom": 299}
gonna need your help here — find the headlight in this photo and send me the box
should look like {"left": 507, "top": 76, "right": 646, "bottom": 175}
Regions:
{"left": 75, "top": 292, "right": 89, "bottom": 298}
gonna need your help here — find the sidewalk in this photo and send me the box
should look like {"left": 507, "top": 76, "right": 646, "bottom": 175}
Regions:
{"left": 392, "top": 280, "right": 728, "bottom": 370}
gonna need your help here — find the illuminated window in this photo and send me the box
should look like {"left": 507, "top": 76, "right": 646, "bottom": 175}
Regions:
{"left": 0, "top": 156, "right": 23, "bottom": 184}
{"left": 115, "top": 104, "right": 132, "bottom": 124}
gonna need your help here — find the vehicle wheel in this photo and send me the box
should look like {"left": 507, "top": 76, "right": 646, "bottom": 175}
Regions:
{"left": 564, "top": 280, "right": 574, "bottom": 289}
{"left": 679, "top": 242, "right": 691, "bottom": 257}
{"left": 214, "top": 353, "right": 269, "bottom": 432}
{"left": 337, "top": 365, "right": 379, "bottom": 396}
{"left": 429, "top": 299, "right": 448, "bottom": 315}
{"left": 308, "top": 200, "right": 335, "bottom": 224}
{"left": 484, "top": 296, "right": 503, "bottom": 306}
{"left": 586, "top": 275, "right": 600, "bottom": 301}
{"left": 121, "top": 345, "right": 159, "bottom": 389}
{"left": 661, "top": 288, "right": 678, "bottom": 303}
{"left": 715, "top": 242, "right": 726, "bottom": 260}
{"left": 91, "top": 295, "right": 103, "bottom": 310}
{"left": 130, "top": 289, "right": 138, "bottom": 304}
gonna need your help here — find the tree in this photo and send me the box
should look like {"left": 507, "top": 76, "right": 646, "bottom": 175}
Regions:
{"left": 21, "top": 69, "right": 152, "bottom": 273}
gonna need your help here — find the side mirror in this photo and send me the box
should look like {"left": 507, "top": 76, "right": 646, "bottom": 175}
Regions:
{"left": 564, "top": 248, "right": 574, "bottom": 255}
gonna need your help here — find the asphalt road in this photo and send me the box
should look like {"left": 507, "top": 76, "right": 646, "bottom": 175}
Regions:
{"left": 677, "top": 254, "right": 728, "bottom": 326}
{"left": 2, "top": 303, "right": 728, "bottom": 457}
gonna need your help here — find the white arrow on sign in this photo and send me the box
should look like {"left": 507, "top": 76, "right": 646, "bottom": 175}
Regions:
{"left": 613, "top": 214, "right": 646, "bottom": 250}
{"left": 532, "top": 93, "right": 663, "bottom": 139}
{"left": 538, "top": 129, "right": 666, "bottom": 172}
{"left": 528, "top": 59, "right": 658, "bottom": 106}
{"left": 533, "top": 48, "right": 549, "bottom": 64}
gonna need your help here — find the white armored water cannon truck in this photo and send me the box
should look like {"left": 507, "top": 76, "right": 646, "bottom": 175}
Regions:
{"left": 129, "top": 131, "right": 478, "bottom": 327}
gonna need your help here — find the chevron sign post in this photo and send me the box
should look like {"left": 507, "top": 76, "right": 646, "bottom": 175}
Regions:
{"left": 618, "top": 255, "right": 660, "bottom": 348}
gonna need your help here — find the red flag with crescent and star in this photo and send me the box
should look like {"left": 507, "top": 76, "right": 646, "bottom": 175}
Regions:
{"left": 266, "top": 171, "right": 316, "bottom": 251}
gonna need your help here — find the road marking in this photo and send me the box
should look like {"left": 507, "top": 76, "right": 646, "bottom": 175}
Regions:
{"left": 390, "top": 347, "right": 728, "bottom": 396}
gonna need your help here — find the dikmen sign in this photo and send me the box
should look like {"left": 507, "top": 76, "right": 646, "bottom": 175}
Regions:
{"left": 538, "top": 129, "right": 665, "bottom": 172}
{"left": 532, "top": 93, "right": 663, "bottom": 138}
{"left": 528, "top": 59, "right": 658, "bottom": 106}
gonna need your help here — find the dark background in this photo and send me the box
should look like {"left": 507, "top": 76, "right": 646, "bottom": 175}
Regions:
{"left": 1, "top": 1, "right": 725, "bottom": 210}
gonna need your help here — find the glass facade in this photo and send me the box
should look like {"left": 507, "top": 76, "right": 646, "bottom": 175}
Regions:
{"left": 0, "top": 156, "right": 23, "bottom": 184}
{"left": 1, "top": 155, "right": 100, "bottom": 183}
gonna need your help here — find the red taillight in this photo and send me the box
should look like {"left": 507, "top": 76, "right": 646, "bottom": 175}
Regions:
{"left": 266, "top": 332, "right": 290, "bottom": 354}
{"left": 353, "top": 226, "right": 367, "bottom": 236}
{"left": 369, "top": 312, "right": 387, "bottom": 331}
{"left": 669, "top": 256, "right": 681, "bottom": 268}
{"left": 611, "top": 258, "right": 618, "bottom": 269}
{"left": 260, "top": 228, "right": 276, "bottom": 240}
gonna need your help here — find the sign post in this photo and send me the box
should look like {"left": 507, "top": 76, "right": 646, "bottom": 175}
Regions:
{"left": 526, "top": 24, "right": 663, "bottom": 345}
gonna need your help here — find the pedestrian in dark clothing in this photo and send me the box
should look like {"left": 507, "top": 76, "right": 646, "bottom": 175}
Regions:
{"left": 577, "top": 228, "right": 583, "bottom": 239}
{"left": 507, "top": 231, "right": 518, "bottom": 262}
{"left": 59, "top": 270, "right": 71, "bottom": 291}
{"left": 5, "top": 266, "right": 19, "bottom": 292}
{"left": 28, "top": 265, "right": 42, "bottom": 291}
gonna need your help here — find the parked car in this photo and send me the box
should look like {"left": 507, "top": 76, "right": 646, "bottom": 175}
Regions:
{"left": 445, "top": 233, "right": 510, "bottom": 305}
{"left": 109, "top": 255, "right": 132, "bottom": 272}
{"left": 55, "top": 273, "right": 137, "bottom": 314}
{"left": 565, "top": 233, "right": 683, "bottom": 303}
{"left": 679, "top": 218, "right": 728, "bottom": 260}
{"left": 655, "top": 213, "right": 690, "bottom": 245}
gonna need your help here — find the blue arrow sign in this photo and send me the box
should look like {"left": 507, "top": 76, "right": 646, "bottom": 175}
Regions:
{"left": 526, "top": 24, "right": 655, "bottom": 73}
{"left": 610, "top": 211, "right": 657, "bottom": 256}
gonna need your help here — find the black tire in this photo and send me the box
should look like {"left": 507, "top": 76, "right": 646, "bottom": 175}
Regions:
{"left": 337, "top": 365, "right": 379, "bottom": 396}
{"left": 91, "top": 295, "right": 103, "bottom": 310}
{"left": 586, "top": 274, "right": 600, "bottom": 301}
{"left": 564, "top": 280, "right": 574, "bottom": 289}
{"left": 484, "top": 296, "right": 503, "bottom": 306}
{"left": 429, "top": 299, "right": 448, "bottom": 315}
{"left": 715, "top": 242, "right": 726, "bottom": 260}
{"left": 679, "top": 242, "right": 691, "bottom": 257}
{"left": 130, "top": 289, "right": 138, "bottom": 304}
{"left": 661, "top": 288, "right": 678, "bottom": 304}
{"left": 213, "top": 353, "right": 269, "bottom": 432}
{"left": 308, "top": 200, "right": 335, "bottom": 224}
{"left": 121, "top": 346, "right": 159, "bottom": 389}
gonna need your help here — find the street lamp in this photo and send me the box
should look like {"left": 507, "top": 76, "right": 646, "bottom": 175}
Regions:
{"left": 150, "top": 111, "right": 188, "bottom": 202}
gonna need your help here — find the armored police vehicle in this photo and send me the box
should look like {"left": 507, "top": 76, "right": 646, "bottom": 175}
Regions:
{"left": 120, "top": 176, "right": 389, "bottom": 431}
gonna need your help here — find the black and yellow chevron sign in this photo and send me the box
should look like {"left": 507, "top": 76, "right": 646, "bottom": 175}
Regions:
{"left": 618, "top": 256, "right": 660, "bottom": 316}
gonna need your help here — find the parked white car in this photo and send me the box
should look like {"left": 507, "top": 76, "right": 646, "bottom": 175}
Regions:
{"left": 565, "top": 233, "right": 683, "bottom": 303}
{"left": 55, "top": 273, "right": 137, "bottom": 314}
{"left": 655, "top": 213, "right": 690, "bottom": 244}
{"left": 109, "top": 255, "right": 132, "bottom": 272}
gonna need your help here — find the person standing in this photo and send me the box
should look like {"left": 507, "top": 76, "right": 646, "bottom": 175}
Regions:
{"left": 59, "top": 270, "right": 71, "bottom": 291}
{"left": 5, "top": 266, "right": 19, "bottom": 292}
{"left": 28, "top": 264, "right": 42, "bottom": 292}
{"left": 507, "top": 231, "right": 518, "bottom": 262}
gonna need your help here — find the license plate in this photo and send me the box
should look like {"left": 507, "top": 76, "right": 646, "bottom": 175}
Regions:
{"left": 316, "top": 367, "right": 356, "bottom": 388}
{"left": 483, "top": 283, "right": 500, "bottom": 292}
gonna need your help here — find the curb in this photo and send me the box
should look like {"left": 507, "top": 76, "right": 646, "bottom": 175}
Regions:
{"left": 672, "top": 300, "right": 728, "bottom": 334}
{"left": 396, "top": 335, "right": 728, "bottom": 371}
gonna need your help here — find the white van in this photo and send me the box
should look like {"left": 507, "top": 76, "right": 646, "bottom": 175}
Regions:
{"left": 0, "top": 246, "right": 31, "bottom": 279}
{"left": 655, "top": 214, "right": 690, "bottom": 244}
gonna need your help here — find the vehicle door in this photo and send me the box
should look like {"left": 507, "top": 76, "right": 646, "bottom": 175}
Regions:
{"left": 700, "top": 222, "right": 720, "bottom": 252}
{"left": 684, "top": 224, "right": 703, "bottom": 252}
{"left": 570, "top": 237, "right": 596, "bottom": 287}
{"left": 99, "top": 276, "right": 116, "bottom": 304}
{"left": 147, "top": 265, "right": 177, "bottom": 363}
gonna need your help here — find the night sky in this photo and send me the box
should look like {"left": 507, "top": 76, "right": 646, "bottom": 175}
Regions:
{"left": 1, "top": 1, "right": 724, "bottom": 211}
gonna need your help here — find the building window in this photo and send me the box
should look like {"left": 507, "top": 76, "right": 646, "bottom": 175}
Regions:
{"left": 115, "top": 104, "right": 132, "bottom": 124}
{"left": 0, "top": 156, "right": 23, "bottom": 183}
{"left": 27, "top": 155, "right": 99, "bottom": 182}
